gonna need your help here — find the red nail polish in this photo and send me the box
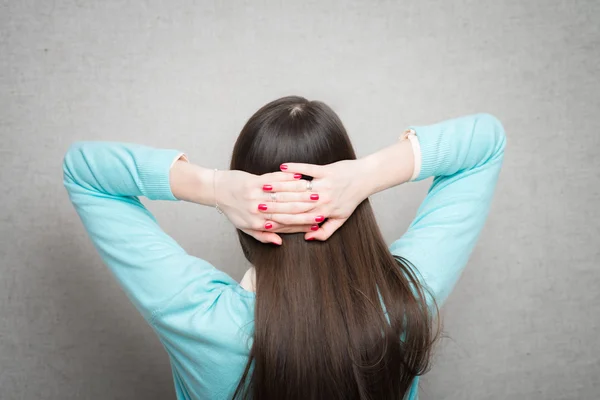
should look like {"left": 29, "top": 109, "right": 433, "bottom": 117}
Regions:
{"left": 307, "top": 237, "right": 315, "bottom": 241}
{"left": 293, "top": 173, "right": 302, "bottom": 179}
{"left": 271, "top": 241, "right": 281, "bottom": 245}
{"left": 265, "top": 222, "right": 273, "bottom": 229}
{"left": 310, "top": 194, "right": 319, "bottom": 201}
{"left": 258, "top": 204, "right": 268, "bottom": 211}
{"left": 263, "top": 184, "right": 273, "bottom": 191}
{"left": 280, "top": 164, "right": 288, "bottom": 171}
{"left": 315, "top": 215, "right": 325, "bottom": 223}
{"left": 310, "top": 224, "right": 319, "bottom": 231}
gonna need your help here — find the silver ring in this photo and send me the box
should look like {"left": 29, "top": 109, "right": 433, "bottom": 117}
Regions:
{"left": 306, "top": 180, "right": 313, "bottom": 191}
{"left": 270, "top": 192, "right": 277, "bottom": 202}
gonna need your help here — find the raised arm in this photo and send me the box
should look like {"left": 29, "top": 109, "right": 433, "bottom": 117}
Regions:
{"left": 63, "top": 140, "right": 326, "bottom": 323}
{"left": 273, "top": 113, "right": 505, "bottom": 307}
{"left": 386, "top": 113, "right": 506, "bottom": 307}
{"left": 62, "top": 142, "right": 240, "bottom": 323}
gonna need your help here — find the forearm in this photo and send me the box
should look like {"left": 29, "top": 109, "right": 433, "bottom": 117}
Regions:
{"left": 169, "top": 158, "right": 216, "bottom": 206}
{"left": 360, "top": 113, "right": 506, "bottom": 198}
{"left": 360, "top": 138, "right": 415, "bottom": 197}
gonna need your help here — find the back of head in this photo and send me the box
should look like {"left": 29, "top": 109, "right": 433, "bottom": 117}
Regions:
{"left": 230, "top": 96, "right": 438, "bottom": 400}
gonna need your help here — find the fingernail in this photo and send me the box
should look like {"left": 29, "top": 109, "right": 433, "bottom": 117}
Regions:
{"left": 271, "top": 241, "right": 281, "bottom": 245}
{"left": 265, "top": 222, "right": 273, "bottom": 229}
{"left": 310, "top": 194, "right": 319, "bottom": 201}
{"left": 293, "top": 173, "right": 302, "bottom": 179}
{"left": 306, "top": 237, "right": 315, "bottom": 241}
{"left": 258, "top": 204, "right": 268, "bottom": 211}
{"left": 280, "top": 164, "right": 288, "bottom": 171}
{"left": 310, "top": 224, "right": 319, "bottom": 231}
{"left": 315, "top": 215, "right": 325, "bottom": 223}
{"left": 263, "top": 184, "right": 273, "bottom": 191}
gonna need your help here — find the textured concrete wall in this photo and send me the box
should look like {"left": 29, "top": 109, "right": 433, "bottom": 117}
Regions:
{"left": 1, "top": 1, "right": 598, "bottom": 399}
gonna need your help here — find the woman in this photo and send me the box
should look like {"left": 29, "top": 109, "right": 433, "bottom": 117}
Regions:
{"left": 63, "top": 96, "right": 506, "bottom": 399}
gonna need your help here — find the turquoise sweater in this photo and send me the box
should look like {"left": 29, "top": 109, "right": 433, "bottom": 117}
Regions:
{"left": 63, "top": 113, "right": 506, "bottom": 400}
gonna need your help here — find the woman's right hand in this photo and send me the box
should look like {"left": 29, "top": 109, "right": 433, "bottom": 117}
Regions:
{"left": 260, "top": 159, "right": 373, "bottom": 240}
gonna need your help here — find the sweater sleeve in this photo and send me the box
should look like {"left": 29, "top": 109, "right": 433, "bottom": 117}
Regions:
{"left": 62, "top": 141, "right": 238, "bottom": 324}
{"left": 389, "top": 113, "right": 506, "bottom": 307}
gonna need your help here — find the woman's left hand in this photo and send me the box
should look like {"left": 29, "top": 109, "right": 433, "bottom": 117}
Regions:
{"left": 216, "top": 169, "right": 321, "bottom": 245}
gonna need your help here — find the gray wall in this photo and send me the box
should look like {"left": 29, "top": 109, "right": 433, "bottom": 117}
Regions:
{"left": 1, "top": 1, "right": 598, "bottom": 399}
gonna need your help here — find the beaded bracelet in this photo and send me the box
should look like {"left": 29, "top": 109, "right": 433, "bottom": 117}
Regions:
{"left": 399, "top": 128, "right": 416, "bottom": 141}
{"left": 399, "top": 128, "right": 420, "bottom": 182}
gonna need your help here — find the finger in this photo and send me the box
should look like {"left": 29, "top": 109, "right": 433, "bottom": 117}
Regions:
{"left": 271, "top": 224, "right": 315, "bottom": 233}
{"left": 305, "top": 218, "right": 345, "bottom": 241}
{"left": 268, "top": 213, "right": 326, "bottom": 226}
{"left": 257, "top": 202, "right": 318, "bottom": 215}
{"left": 260, "top": 191, "right": 321, "bottom": 203}
{"left": 242, "top": 229, "right": 282, "bottom": 245}
{"left": 259, "top": 219, "right": 316, "bottom": 237}
{"left": 280, "top": 162, "right": 326, "bottom": 178}
{"left": 260, "top": 171, "right": 302, "bottom": 184}
{"left": 263, "top": 179, "right": 316, "bottom": 193}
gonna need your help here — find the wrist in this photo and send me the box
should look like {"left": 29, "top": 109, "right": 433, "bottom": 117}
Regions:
{"left": 357, "top": 156, "right": 380, "bottom": 199}
{"left": 361, "top": 139, "right": 414, "bottom": 196}
{"left": 170, "top": 161, "right": 213, "bottom": 205}
{"left": 196, "top": 167, "right": 217, "bottom": 206}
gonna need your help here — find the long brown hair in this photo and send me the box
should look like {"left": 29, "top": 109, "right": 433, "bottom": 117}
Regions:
{"left": 230, "top": 96, "right": 439, "bottom": 399}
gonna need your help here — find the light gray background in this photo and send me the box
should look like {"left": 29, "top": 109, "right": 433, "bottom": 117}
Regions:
{"left": 1, "top": 1, "right": 598, "bottom": 399}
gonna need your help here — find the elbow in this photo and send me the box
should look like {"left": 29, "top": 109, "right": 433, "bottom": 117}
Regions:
{"left": 62, "top": 142, "right": 85, "bottom": 188}
{"left": 476, "top": 113, "right": 507, "bottom": 160}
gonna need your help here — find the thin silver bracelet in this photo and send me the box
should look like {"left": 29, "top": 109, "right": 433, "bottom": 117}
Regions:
{"left": 213, "top": 168, "right": 223, "bottom": 214}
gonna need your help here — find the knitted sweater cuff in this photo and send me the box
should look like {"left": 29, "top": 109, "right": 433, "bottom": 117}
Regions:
{"left": 138, "top": 149, "right": 187, "bottom": 201}
{"left": 407, "top": 124, "right": 453, "bottom": 182}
